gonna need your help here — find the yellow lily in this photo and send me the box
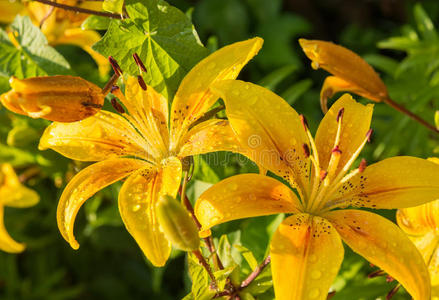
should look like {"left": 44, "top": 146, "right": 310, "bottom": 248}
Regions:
{"left": 397, "top": 157, "right": 439, "bottom": 299}
{"left": 194, "top": 80, "right": 439, "bottom": 300}
{"left": 299, "top": 39, "right": 389, "bottom": 113}
{"left": 0, "top": 163, "right": 39, "bottom": 253}
{"left": 38, "top": 38, "right": 263, "bottom": 266}
{"left": 1, "top": 0, "right": 109, "bottom": 76}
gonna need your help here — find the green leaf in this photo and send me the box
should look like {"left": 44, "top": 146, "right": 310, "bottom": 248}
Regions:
{"left": 93, "top": 0, "right": 209, "bottom": 99}
{"left": 281, "top": 79, "right": 312, "bottom": 105}
{"left": 187, "top": 253, "right": 216, "bottom": 300}
{"left": 257, "top": 64, "right": 297, "bottom": 91}
{"left": 103, "top": 0, "right": 124, "bottom": 13}
{"left": 234, "top": 245, "right": 258, "bottom": 270}
{"left": 0, "top": 15, "right": 70, "bottom": 79}
{"left": 81, "top": 15, "right": 111, "bottom": 30}
{"left": 413, "top": 3, "right": 437, "bottom": 41}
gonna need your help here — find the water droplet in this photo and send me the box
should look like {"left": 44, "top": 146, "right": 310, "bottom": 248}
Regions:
{"left": 308, "top": 255, "right": 318, "bottom": 263}
{"left": 308, "top": 288, "right": 320, "bottom": 299}
{"left": 311, "top": 270, "right": 321, "bottom": 279}
{"left": 207, "top": 62, "right": 216, "bottom": 69}
{"left": 132, "top": 204, "right": 141, "bottom": 212}
{"left": 229, "top": 183, "right": 238, "bottom": 191}
{"left": 232, "top": 90, "right": 240, "bottom": 96}
{"left": 311, "top": 61, "right": 320, "bottom": 70}
{"left": 248, "top": 97, "right": 257, "bottom": 105}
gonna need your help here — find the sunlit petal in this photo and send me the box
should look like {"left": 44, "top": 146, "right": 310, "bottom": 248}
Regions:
{"left": 211, "top": 79, "right": 310, "bottom": 194}
{"left": 315, "top": 94, "right": 373, "bottom": 176}
{"left": 178, "top": 119, "right": 241, "bottom": 158}
{"left": 57, "top": 158, "right": 150, "bottom": 250}
{"left": 195, "top": 174, "right": 301, "bottom": 231}
{"left": 169, "top": 37, "right": 263, "bottom": 151}
{"left": 271, "top": 214, "right": 344, "bottom": 300}
{"left": 325, "top": 209, "right": 430, "bottom": 300}
{"left": 39, "top": 110, "right": 154, "bottom": 162}
{"left": 119, "top": 157, "right": 182, "bottom": 266}
{"left": 0, "top": 164, "right": 39, "bottom": 208}
{"left": 0, "top": 205, "right": 25, "bottom": 253}
{"left": 328, "top": 157, "right": 439, "bottom": 209}
{"left": 319, "top": 76, "right": 363, "bottom": 113}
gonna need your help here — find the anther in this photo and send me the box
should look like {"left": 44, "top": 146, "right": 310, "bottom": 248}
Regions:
{"left": 137, "top": 75, "right": 147, "bottom": 91}
{"left": 367, "top": 269, "right": 385, "bottom": 278}
{"left": 299, "top": 114, "right": 309, "bottom": 131}
{"left": 358, "top": 159, "right": 367, "bottom": 173}
{"left": 109, "top": 56, "right": 122, "bottom": 76}
{"left": 332, "top": 145, "right": 342, "bottom": 154}
{"left": 110, "top": 85, "right": 120, "bottom": 93}
{"left": 386, "top": 284, "right": 400, "bottom": 300}
{"left": 133, "top": 53, "right": 147, "bottom": 72}
{"left": 327, "top": 291, "right": 336, "bottom": 300}
{"left": 385, "top": 275, "right": 394, "bottom": 283}
{"left": 302, "top": 143, "right": 310, "bottom": 158}
{"left": 111, "top": 98, "right": 125, "bottom": 114}
{"left": 336, "top": 108, "right": 344, "bottom": 122}
{"left": 319, "top": 170, "right": 328, "bottom": 181}
{"left": 366, "top": 129, "right": 373, "bottom": 143}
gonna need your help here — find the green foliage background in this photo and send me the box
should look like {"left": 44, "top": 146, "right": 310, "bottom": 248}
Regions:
{"left": 0, "top": 0, "right": 438, "bottom": 299}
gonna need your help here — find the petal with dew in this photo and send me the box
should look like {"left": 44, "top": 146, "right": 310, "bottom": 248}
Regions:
{"left": 178, "top": 119, "right": 241, "bottom": 158}
{"left": 397, "top": 201, "right": 439, "bottom": 236}
{"left": 212, "top": 79, "right": 310, "bottom": 194}
{"left": 54, "top": 28, "right": 110, "bottom": 77}
{"left": 0, "top": 205, "right": 25, "bottom": 253}
{"left": 57, "top": 158, "right": 150, "bottom": 250}
{"left": 169, "top": 37, "right": 263, "bottom": 150}
{"left": 39, "top": 110, "right": 154, "bottom": 162}
{"left": 315, "top": 94, "right": 373, "bottom": 178}
{"left": 299, "top": 39, "right": 388, "bottom": 103}
{"left": 270, "top": 214, "right": 344, "bottom": 300}
{"left": 328, "top": 156, "right": 439, "bottom": 210}
{"left": 0, "top": 164, "right": 39, "bottom": 208}
{"left": 119, "top": 156, "right": 182, "bottom": 266}
{"left": 325, "top": 209, "right": 430, "bottom": 300}
{"left": 195, "top": 174, "right": 301, "bottom": 231}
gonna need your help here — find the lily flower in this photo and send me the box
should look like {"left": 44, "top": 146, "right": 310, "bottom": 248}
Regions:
{"left": 195, "top": 80, "right": 439, "bottom": 300}
{"left": 0, "top": 163, "right": 39, "bottom": 253}
{"left": 1, "top": 0, "right": 109, "bottom": 76}
{"left": 299, "top": 39, "right": 389, "bottom": 113}
{"left": 38, "top": 38, "right": 263, "bottom": 266}
{"left": 397, "top": 158, "right": 439, "bottom": 299}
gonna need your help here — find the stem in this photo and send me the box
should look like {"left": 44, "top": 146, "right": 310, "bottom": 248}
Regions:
{"left": 240, "top": 256, "right": 271, "bottom": 289}
{"left": 193, "top": 250, "right": 217, "bottom": 289}
{"left": 31, "top": 0, "right": 125, "bottom": 19}
{"left": 18, "top": 167, "right": 40, "bottom": 183}
{"left": 102, "top": 74, "right": 120, "bottom": 96}
{"left": 383, "top": 97, "right": 439, "bottom": 134}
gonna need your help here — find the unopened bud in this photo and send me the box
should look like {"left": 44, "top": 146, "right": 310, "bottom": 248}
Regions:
{"left": 0, "top": 76, "right": 104, "bottom": 122}
{"left": 156, "top": 195, "right": 200, "bottom": 252}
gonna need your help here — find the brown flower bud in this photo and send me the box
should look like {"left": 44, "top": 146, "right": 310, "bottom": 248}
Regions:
{"left": 156, "top": 195, "right": 200, "bottom": 252}
{"left": 0, "top": 75, "right": 104, "bottom": 122}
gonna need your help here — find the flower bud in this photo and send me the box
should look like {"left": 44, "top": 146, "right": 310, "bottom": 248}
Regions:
{"left": 0, "top": 76, "right": 104, "bottom": 122}
{"left": 156, "top": 195, "right": 200, "bottom": 252}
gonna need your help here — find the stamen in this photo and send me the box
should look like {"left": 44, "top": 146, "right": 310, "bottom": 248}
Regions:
{"left": 133, "top": 53, "right": 147, "bottom": 73}
{"left": 300, "top": 114, "right": 309, "bottom": 130}
{"left": 109, "top": 56, "right": 122, "bottom": 76}
{"left": 336, "top": 108, "right": 344, "bottom": 122}
{"left": 358, "top": 159, "right": 367, "bottom": 173}
{"left": 111, "top": 98, "right": 125, "bottom": 114}
{"left": 137, "top": 75, "right": 147, "bottom": 91}
{"left": 319, "top": 170, "right": 328, "bottom": 181}
{"left": 366, "top": 129, "right": 373, "bottom": 143}
{"left": 110, "top": 85, "right": 120, "bottom": 93}
{"left": 386, "top": 284, "right": 400, "bottom": 300}
{"left": 368, "top": 270, "right": 385, "bottom": 278}
{"left": 332, "top": 145, "right": 342, "bottom": 154}
{"left": 302, "top": 143, "right": 310, "bottom": 158}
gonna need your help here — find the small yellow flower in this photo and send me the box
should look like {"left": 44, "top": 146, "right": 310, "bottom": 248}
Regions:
{"left": 397, "top": 157, "right": 439, "bottom": 299}
{"left": 38, "top": 38, "right": 263, "bottom": 266}
{"left": 1, "top": 0, "right": 109, "bottom": 76}
{"left": 299, "top": 39, "right": 389, "bottom": 113}
{"left": 1, "top": 75, "right": 104, "bottom": 122}
{"left": 0, "top": 163, "right": 39, "bottom": 253}
{"left": 195, "top": 80, "right": 439, "bottom": 300}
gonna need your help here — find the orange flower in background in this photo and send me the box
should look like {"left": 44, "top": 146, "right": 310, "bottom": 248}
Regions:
{"left": 0, "top": 163, "right": 39, "bottom": 253}
{"left": 195, "top": 79, "right": 439, "bottom": 300}
{"left": 0, "top": 0, "right": 109, "bottom": 76}
{"left": 299, "top": 39, "right": 389, "bottom": 113}
{"left": 38, "top": 38, "right": 263, "bottom": 266}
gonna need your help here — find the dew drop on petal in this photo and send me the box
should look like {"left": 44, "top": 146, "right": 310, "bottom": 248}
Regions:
{"left": 308, "top": 254, "right": 318, "bottom": 263}
{"left": 308, "top": 288, "right": 320, "bottom": 299}
{"left": 311, "top": 270, "right": 322, "bottom": 279}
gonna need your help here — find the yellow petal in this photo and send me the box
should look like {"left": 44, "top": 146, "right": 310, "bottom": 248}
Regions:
{"left": 211, "top": 79, "right": 310, "bottom": 194}
{"left": 299, "top": 39, "right": 388, "bottom": 103}
{"left": 0, "top": 205, "right": 25, "bottom": 253}
{"left": 328, "top": 157, "right": 439, "bottom": 209}
{"left": 0, "top": 164, "right": 39, "bottom": 208}
{"left": 39, "top": 110, "right": 154, "bottom": 162}
{"left": 428, "top": 243, "right": 439, "bottom": 286}
{"left": 315, "top": 94, "right": 373, "bottom": 176}
{"left": 397, "top": 202, "right": 439, "bottom": 236}
{"left": 54, "top": 28, "right": 110, "bottom": 77}
{"left": 178, "top": 119, "right": 241, "bottom": 158}
{"left": 169, "top": 37, "right": 263, "bottom": 151}
{"left": 57, "top": 158, "right": 149, "bottom": 249}
{"left": 320, "top": 76, "right": 364, "bottom": 113}
{"left": 195, "top": 174, "right": 301, "bottom": 230}
{"left": 325, "top": 209, "right": 430, "bottom": 300}
{"left": 1, "top": 76, "right": 104, "bottom": 122}
{"left": 270, "top": 214, "right": 344, "bottom": 300}
{"left": 0, "top": 1, "right": 24, "bottom": 23}
{"left": 118, "top": 157, "right": 182, "bottom": 266}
